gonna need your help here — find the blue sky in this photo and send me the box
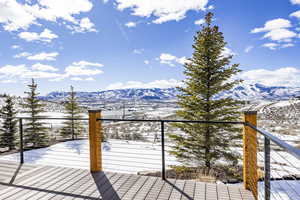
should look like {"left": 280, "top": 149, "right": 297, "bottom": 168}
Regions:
{"left": 1, "top": 0, "right": 300, "bottom": 95}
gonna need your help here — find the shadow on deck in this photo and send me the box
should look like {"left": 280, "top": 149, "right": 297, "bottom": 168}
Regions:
{"left": 0, "top": 160, "right": 254, "bottom": 200}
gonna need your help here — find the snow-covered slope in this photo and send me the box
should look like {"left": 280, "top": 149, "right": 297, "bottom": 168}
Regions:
{"left": 0, "top": 95, "right": 64, "bottom": 113}
{"left": 215, "top": 83, "right": 300, "bottom": 100}
{"left": 40, "top": 83, "right": 300, "bottom": 102}
{"left": 40, "top": 88, "right": 179, "bottom": 102}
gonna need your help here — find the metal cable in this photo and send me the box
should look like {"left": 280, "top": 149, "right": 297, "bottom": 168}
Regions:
{"left": 269, "top": 151, "right": 300, "bottom": 198}
{"left": 257, "top": 153, "right": 293, "bottom": 200}
{"left": 273, "top": 150, "right": 300, "bottom": 174}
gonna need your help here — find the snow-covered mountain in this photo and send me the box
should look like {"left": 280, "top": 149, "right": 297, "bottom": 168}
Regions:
{"left": 40, "top": 88, "right": 179, "bottom": 102}
{"left": 215, "top": 83, "right": 300, "bottom": 100}
{"left": 40, "top": 83, "right": 300, "bottom": 102}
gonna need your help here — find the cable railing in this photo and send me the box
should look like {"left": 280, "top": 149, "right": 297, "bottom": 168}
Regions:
{"left": 247, "top": 123, "right": 300, "bottom": 200}
{"left": 101, "top": 120, "right": 175, "bottom": 174}
{"left": 97, "top": 118, "right": 243, "bottom": 180}
{"left": 0, "top": 117, "right": 89, "bottom": 169}
{"left": 0, "top": 111, "right": 299, "bottom": 200}
{"left": 97, "top": 112, "right": 300, "bottom": 200}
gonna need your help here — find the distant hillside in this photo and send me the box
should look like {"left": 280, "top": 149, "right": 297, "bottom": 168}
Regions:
{"left": 0, "top": 96, "right": 64, "bottom": 113}
{"left": 215, "top": 83, "right": 300, "bottom": 100}
{"left": 39, "top": 88, "right": 179, "bottom": 102}
{"left": 39, "top": 83, "right": 300, "bottom": 103}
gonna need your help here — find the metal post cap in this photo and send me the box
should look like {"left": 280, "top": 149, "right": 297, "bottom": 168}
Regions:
{"left": 243, "top": 111, "right": 257, "bottom": 115}
{"left": 88, "top": 110, "right": 102, "bottom": 113}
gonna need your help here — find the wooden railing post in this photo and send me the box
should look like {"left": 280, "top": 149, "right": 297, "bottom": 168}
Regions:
{"left": 243, "top": 111, "right": 258, "bottom": 199}
{"left": 88, "top": 110, "right": 102, "bottom": 172}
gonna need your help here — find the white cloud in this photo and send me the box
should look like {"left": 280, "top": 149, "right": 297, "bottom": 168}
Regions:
{"left": 281, "top": 43, "right": 295, "bottom": 48}
{"left": 27, "top": 52, "right": 59, "bottom": 61}
{"left": 11, "top": 45, "right": 20, "bottom": 49}
{"left": 51, "top": 60, "right": 104, "bottom": 80}
{"left": 0, "top": 80, "right": 17, "bottom": 84}
{"left": 290, "top": 10, "right": 300, "bottom": 19}
{"left": 251, "top": 18, "right": 292, "bottom": 33}
{"left": 133, "top": 49, "right": 144, "bottom": 54}
{"left": 31, "top": 63, "right": 58, "bottom": 71}
{"left": 263, "top": 28, "right": 297, "bottom": 41}
{"left": 144, "top": 60, "right": 150, "bottom": 65}
{"left": 65, "top": 66, "right": 103, "bottom": 76}
{"left": 25, "top": 0, "right": 93, "bottom": 23}
{"left": 18, "top": 28, "right": 58, "bottom": 42}
{"left": 85, "top": 77, "right": 95, "bottom": 81}
{"left": 14, "top": 52, "right": 31, "bottom": 58}
{"left": 244, "top": 46, "right": 254, "bottom": 53}
{"left": 14, "top": 52, "right": 59, "bottom": 60}
{"left": 176, "top": 57, "right": 189, "bottom": 65}
{"left": 221, "top": 47, "right": 236, "bottom": 57}
{"left": 262, "top": 42, "right": 294, "bottom": 50}
{"left": 0, "top": 0, "right": 94, "bottom": 32}
{"left": 158, "top": 53, "right": 188, "bottom": 66}
{"left": 160, "top": 53, "right": 176, "bottom": 61}
{"left": 106, "top": 79, "right": 182, "bottom": 90}
{"left": 0, "top": 64, "right": 61, "bottom": 80}
{"left": 70, "top": 77, "right": 95, "bottom": 81}
{"left": 70, "top": 77, "right": 83, "bottom": 81}
{"left": 290, "top": 0, "right": 300, "bottom": 5}
{"left": 125, "top": 21, "right": 136, "bottom": 28}
{"left": 194, "top": 18, "right": 205, "bottom": 25}
{"left": 79, "top": 17, "right": 96, "bottom": 32}
{"left": 239, "top": 67, "right": 300, "bottom": 87}
{"left": 159, "top": 48, "right": 233, "bottom": 67}
{"left": 67, "top": 17, "right": 97, "bottom": 33}
{"left": 0, "top": 59, "right": 103, "bottom": 82}
{"left": 73, "top": 60, "right": 103, "bottom": 67}
{"left": 0, "top": 65, "right": 28, "bottom": 77}
{"left": 207, "top": 5, "right": 214, "bottom": 10}
{"left": 0, "top": 0, "right": 36, "bottom": 31}
{"left": 262, "top": 43, "right": 279, "bottom": 50}
{"left": 22, "top": 71, "right": 62, "bottom": 79}
{"left": 251, "top": 18, "right": 297, "bottom": 42}
{"left": 0, "top": 65, "right": 62, "bottom": 81}
{"left": 49, "top": 77, "right": 64, "bottom": 82}
{"left": 115, "top": 0, "right": 209, "bottom": 24}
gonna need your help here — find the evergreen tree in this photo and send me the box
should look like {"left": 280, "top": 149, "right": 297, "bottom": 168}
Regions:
{"left": 0, "top": 95, "right": 18, "bottom": 150}
{"left": 61, "top": 86, "right": 83, "bottom": 139}
{"left": 21, "top": 79, "right": 49, "bottom": 147}
{"left": 169, "top": 12, "right": 242, "bottom": 170}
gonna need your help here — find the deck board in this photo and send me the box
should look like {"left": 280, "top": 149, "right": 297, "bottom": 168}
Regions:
{"left": 109, "top": 174, "right": 140, "bottom": 200}
{"left": 156, "top": 179, "right": 176, "bottom": 200}
{"left": 0, "top": 160, "right": 254, "bottom": 200}
{"left": 169, "top": 179, "right": 186, "bottom": 200}
{"left": 144, "top": 176, "right": 165, "bottom": 200}
{"left": 217, "top": 184, "right": 230, "bottom": 200}
{"left": 121, "top": 176, "right": 148, "bottom": 200}
{"left": 181, "top": 180, "right": 196, "bottom": 200}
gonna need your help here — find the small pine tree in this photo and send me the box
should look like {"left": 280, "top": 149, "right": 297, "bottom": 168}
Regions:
{"left": 0, "top": 95, "right": 18, "bottom": 151}
{"left": 61, "top": 86, "right": 83, "bottom": 139}
{"left": 21, "top": 79, "right": 49, "bottom": 148}
{"left": 169, "top": 12, "right": 242, "bottom": 170}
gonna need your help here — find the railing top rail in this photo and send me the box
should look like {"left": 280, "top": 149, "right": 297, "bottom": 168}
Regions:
{"left": 96, "top": 118, "right": 245, "bottom": 124}
{"left": 17, "top": 117, "right": 89, "bottom": 120}
{"left": 246, "top": 122, "right": 300, "bottom": 160}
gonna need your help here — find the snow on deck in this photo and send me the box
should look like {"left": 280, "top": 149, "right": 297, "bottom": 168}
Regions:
{"left": 0, "top": 139, "right": 179, "bottom": 174}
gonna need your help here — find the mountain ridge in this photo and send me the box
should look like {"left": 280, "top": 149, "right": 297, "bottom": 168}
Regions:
{"left": 39, "top": 83, "right": 300, "bottom": 102}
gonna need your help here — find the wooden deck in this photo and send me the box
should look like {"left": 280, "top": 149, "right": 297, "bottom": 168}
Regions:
{"left": 0, "top": 161, "right": 254, "bottom": 200}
